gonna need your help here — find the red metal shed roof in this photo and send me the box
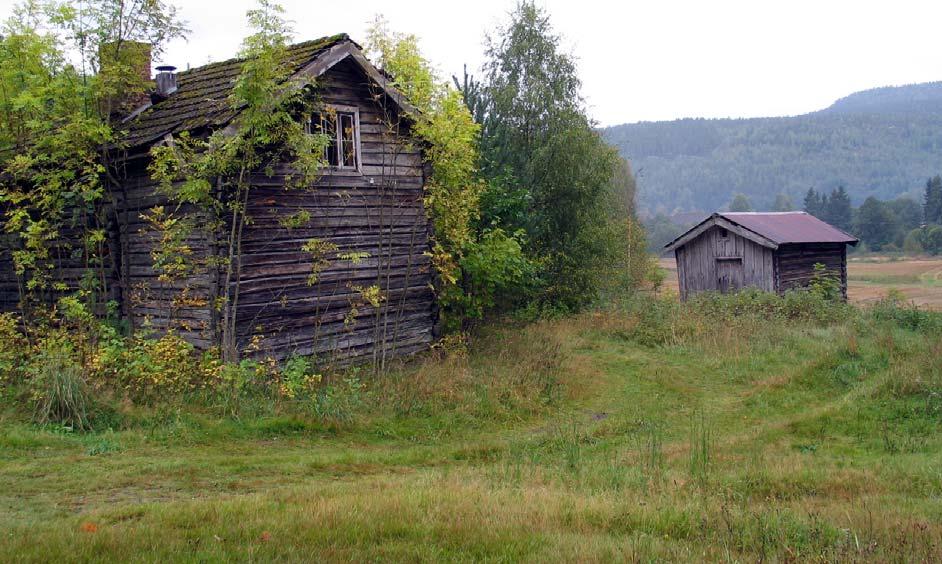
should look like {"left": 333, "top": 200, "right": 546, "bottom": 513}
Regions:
{"left": 719, "top": 212, "right": 858, "bottom": 245}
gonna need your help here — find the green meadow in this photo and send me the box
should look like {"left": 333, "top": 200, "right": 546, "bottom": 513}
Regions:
{"left": 2, "top": 294, "right": 941, "bottom": 561}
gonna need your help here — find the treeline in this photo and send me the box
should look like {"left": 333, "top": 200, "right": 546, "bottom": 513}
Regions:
{"left": 601, "top": 93, "right": 942, "bottom": 214}
{"left": 801, "top": 181, "right": 942, "bottom": 254}
{"left": 802, "top": 186, "right": 925, "bottom": 253}
{"left": 870, "top": 176, "right": 942, "bottom": 255}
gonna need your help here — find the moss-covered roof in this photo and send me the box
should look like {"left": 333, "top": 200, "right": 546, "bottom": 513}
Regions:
{"left": 121, "top": 34, "right": 349, "bottom": 148}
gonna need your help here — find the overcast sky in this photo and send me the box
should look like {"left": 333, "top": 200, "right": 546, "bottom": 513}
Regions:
{"left": 3, "top": 0, "right": 942, "bottom": 125}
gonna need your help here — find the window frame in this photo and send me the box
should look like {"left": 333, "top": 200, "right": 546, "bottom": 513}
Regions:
{"left": 307, "top": 104, "right": 362, "bottom": 174}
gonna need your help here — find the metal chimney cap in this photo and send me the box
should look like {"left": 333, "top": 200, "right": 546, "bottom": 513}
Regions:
{"left": 155, "top": 65, "right": 177, "bottom": 73}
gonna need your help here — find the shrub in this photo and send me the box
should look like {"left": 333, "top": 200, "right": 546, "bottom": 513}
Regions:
{"left": 868, "top": 293, "right": 942, "bottom": 334}
{"left": 278, "top": 355, "right": 322, "bottom": 400}
{"left": 459, "top": 228, "right": 535, "bottom": 320}
{"left": 689, "top": 288, "right": 846, "bottom": 323}
{"left": 95, "top": 332, "right": 208, "bottom": 404}
{"left": 808, "top": 263, "right": 841, "bottom": 301}
{"left": 903, "top": 229, "right": 925, "bottom": 255}
{"left": 0, "top": 313, "right": 27, "bottom": 385}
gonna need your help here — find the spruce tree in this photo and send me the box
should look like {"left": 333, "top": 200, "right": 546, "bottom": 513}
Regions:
{"left": 827, "top": 186, "right": 853, "bottom": 231}
{"left": 924, "top": 175, "right": 942, "bottom": 225}
{"left": 803, "top": 188, "right": 822, "bottom": 217}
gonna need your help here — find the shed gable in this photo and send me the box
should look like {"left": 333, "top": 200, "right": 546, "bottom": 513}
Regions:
{"left": 674, "top": 225, "right": 774, "bottom": 300}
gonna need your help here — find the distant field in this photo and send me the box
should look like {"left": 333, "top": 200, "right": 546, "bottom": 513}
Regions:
{"left": 658, "top": 255, "right": 942, "bottom": 309}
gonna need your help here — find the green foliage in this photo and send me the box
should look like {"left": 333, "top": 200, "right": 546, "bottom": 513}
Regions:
{"left": 0, "top": 1, "right": 185, "bottom": 306}
{"left": 772, "top": 193, "right": 794, "bottom": 212}
{"left": 642, "top": 213, "right": 694, "bottom": 253}
{"left": 366, "top": 18, "right": 533, "bottom": 327}
{"left": 903, "top": 228, "right": 925, "bottom": 254}
{"left": 803, "top": 188, "right": 823, "bottom": 218}
{"left": 0, "top": 313, "right": 27, "bottom": 385}
{"left": 728, "top": 193, "right": 752, "bottom": 212}
{"left": 468, "top": 1, "right": 649, "bottom": 311}
{"left": 301, "top": 238, "right": 339, "bottom": 285}
{"left": 279, "top": 209, "right": 311, "bottom": 229}
{"left": 920, "top": 225, "right": 942, "bottom": 255}
{"left": 854, "top": 196, "right": 899, "bottom": 251}
{"left": 869, "top": 292, "right": 942, "bottom": 333}
{"left": 924, "top": 175, "right": 942, "bottom": 224}
{"left": 98, "top": 332, "right": 211, "bottom": 403}
{"left": 823, "top": 186, "right": 853, "bottom": 231}
{"left": 459, "top": 229, "right": 534, "bottom": 318}
{"left": 808, "top": 262, "right": 842, "bottom": 301}
{"left": 278, "top": 356, "right": 322, "bottom": 400}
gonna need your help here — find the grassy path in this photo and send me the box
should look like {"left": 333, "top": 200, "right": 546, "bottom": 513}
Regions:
{"left": 2, "top": 312, "right": 941, "bottom": 561}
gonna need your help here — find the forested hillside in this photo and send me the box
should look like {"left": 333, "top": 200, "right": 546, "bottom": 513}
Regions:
{"left": 602, "top": 82, "right": 942, "bottom": 214}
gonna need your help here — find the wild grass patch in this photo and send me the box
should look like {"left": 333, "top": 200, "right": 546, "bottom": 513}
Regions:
{"left": 3, "top": 292, "right": 942, "bottom": 561}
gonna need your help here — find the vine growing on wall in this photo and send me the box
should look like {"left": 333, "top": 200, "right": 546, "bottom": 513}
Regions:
{"left": 0, "top": 0, "right": 185, "bottom": 326}
{"left": 149, "top": 0, "right": 328, "bottom": 361}
{"left": 365, "top": 18, "right": 532, "bottom": 328}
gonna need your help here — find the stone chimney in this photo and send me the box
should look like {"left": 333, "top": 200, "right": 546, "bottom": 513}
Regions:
{"left": 98, "top": 41, "right": 152, "bottom": 120}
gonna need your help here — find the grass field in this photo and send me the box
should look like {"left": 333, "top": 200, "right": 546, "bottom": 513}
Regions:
{"left": 2, "top": 296, "right": 941, "bottom": 561}
{"left": 658, "top": 255, "right": 942, "bottom": 309}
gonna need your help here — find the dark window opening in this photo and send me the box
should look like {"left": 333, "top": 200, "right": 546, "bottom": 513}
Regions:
{"left": 339, "top": 113, "right": 356, "bottom": 168}
{"left": 719, "top": 227, "right": 728, "bottom": 238}
{"left": 307, "top": 109, "right": 359, "bottom": 169}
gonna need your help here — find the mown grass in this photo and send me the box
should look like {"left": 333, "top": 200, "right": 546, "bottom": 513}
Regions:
{"left": 2, "top": 293, "right": 942, "bottom": 561}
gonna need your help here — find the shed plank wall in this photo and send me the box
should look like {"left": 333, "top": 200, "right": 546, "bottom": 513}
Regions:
{"left": 773, "top": 243, "right": 847, "bottom": 297}
{"left": 676, "top": 226, "right": 773, "bottom": 300}
{"left": 117, "top": 167, "right": 215, "bottom": 348}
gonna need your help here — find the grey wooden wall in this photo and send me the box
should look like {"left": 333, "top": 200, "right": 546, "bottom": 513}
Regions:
{"left": 233, "top": 58, "right": 434, "bottom": 362}
{"left": 774, "top": 243, "right": 847, "bottom": 298}
{"left": 675, "top": 226, "right": 774, "bottom": 300}
{"left": 116, "top": 58, "right": 434, "bottom": 363}
{"left": 117, "top": 158, "right": 215, "bottom": 348}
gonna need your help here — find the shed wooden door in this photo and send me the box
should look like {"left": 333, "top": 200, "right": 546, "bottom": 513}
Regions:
{"left": 716, "top": 258, "right": 744, "bottom": 293}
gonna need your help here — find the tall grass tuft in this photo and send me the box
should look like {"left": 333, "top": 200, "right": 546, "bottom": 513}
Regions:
{"left": 29, "top": 342, "right": 92, "bottom": 431}
{"left": 688, "top": 411, "right": 712, "bottom": 487}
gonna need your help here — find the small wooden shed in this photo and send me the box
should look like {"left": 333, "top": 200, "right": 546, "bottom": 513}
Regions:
{"left": 664, "top": 212, "right": 858, "bottom": 301}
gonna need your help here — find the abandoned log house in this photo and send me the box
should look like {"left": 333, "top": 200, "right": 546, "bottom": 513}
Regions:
{"left": 0, "top": 34, "right": 436, "bottom": 362}
{"left": 664, "top": 212, "right": 859, "bottom": 301}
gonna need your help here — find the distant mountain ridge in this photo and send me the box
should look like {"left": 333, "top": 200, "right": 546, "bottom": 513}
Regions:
{"left": 602, "top": 81, "right": 942, "bottom": 215}
{"left": 823, "top": 82, "right": 942, "bottom": 115}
